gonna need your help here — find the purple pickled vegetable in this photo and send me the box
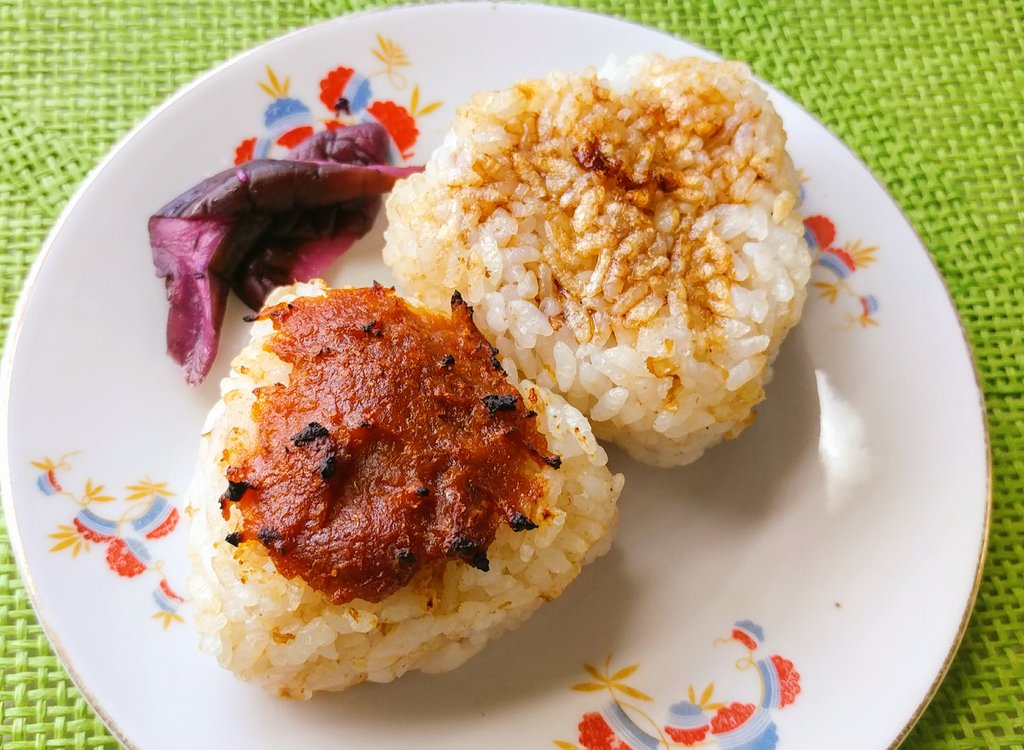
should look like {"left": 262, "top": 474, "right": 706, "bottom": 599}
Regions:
{"left": 148, "top": 123, "right": 420, "bottom": 385}
{"left": 286, "top": 123, "right": 390, "bottom": 163}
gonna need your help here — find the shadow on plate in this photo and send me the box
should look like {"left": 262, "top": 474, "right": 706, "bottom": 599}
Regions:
{"left": 312, "top": 545, "right": 634, "bottom": 719}
{"left": 295, "top": 328, "right": 818, "bottom": 722}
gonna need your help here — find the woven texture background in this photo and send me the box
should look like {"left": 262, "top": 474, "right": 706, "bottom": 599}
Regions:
{"left": 0, "top": 0, "right": 1020, "bottom": 747}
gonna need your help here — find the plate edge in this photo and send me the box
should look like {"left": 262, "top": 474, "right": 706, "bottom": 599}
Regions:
{"left": 0, "top": 3, "right": 993, "bottom": 749}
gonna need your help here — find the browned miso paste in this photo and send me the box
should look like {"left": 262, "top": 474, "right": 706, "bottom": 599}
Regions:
{"left": 223, "top": 286, "right": 557, "bottom": 605}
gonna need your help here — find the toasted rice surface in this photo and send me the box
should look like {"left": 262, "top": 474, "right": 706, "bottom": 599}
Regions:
{"left": 384, "top": 55, "right": 812, "bottom": 466}
{"left": 187, "top": 282, "right": 622, "bottom": 698}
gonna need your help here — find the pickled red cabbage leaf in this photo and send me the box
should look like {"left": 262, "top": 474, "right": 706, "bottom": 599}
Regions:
{"left": 149, "top": 123, "right": 419, "bottom": 385}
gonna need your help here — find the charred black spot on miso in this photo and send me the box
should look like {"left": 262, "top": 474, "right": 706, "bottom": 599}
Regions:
{"left": 525, "top": 410, "right": 538, "bottom": 418}
{"left": 224, "top": 480, "right": 249, "bottom": 502}
{"left": 292, "top": 421, "right": 329, "bottom": 445}
{"left": 227, "top": 286, "right": 554, "bottom": 604}
{"left": 320, "top": 454, "right": 337, "bottom": 480}
{"left": 334, "top": 96, "right": 350, "bottom": 115}
{"left": 359, "top": 320, "right": 384, "bottom": 337}
{"left": 450, "top": 290, "right": 474, "bottom": 318}
{"left": 225, "top": 531, "right": 244, "bottom": 547}
{"left": 257, "top": 527, "right": 285, "bottom": 554}
{"left": 544, "top": 455, "right": 562, "bottom": 470}
{"left": 482, "top": 394, "right": 518, "bottom": 415}
{"left": 486, "top": 342, "right": 505, "bottom": 374}
{"left": 509, "top": 512, "right": 538, "bottom": 532}
{"left": 242, "top": 313, "right": 259, "bottom": 323}
{"left": 449, "top": 536, "right": 477, "bottom": 556}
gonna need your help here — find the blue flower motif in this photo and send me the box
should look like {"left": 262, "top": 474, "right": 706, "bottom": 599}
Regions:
{"left": 263, "top": 97, "right": 311, "bottom": 128}
{"left": 734, "top": 620, "right": 765, "bottom": 642}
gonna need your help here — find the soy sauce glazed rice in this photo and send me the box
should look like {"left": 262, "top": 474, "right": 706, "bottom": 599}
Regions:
{"left": 384, "top": 54, "right": 813, "bottom": 466}
{"left": 187, "top": 281, "right": 622, "bottom": 698}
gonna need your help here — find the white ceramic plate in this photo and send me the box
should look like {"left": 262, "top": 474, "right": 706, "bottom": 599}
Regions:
{"left": 0, "top": 4, "right": 989, "bottom": 749}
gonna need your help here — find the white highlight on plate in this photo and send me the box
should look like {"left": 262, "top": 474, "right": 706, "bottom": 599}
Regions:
{"left": 816, "top": 369, "right": 872, "bottom": 510}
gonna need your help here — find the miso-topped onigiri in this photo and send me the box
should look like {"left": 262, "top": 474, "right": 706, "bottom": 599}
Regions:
{"left": 187, "top": 281, "right": 621, "bottom": 698}
{"left": 383, "top": 54, "right": 812, "bottom": 467}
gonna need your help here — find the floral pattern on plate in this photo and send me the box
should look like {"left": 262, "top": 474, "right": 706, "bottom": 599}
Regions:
{"left": 805, "top": 213, "right": 879, "bottom": 328}
{"left": 233, "top": 34, "right": 443, "bottom": 164}
{"left": 556, "top": 620, "right": 800, "bottom": 750}
{"left": 34, "top": 453, "right": 187, "bottom": 628}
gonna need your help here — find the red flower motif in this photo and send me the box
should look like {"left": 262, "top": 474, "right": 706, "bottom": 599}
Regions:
{"left": 72, "top": 517, "right": 113, "bottom": 543}
{"left": 731, "top": 628, "right": 759, "bottom": 651}
{"left": 710, "top": 702, "right": 756, "bottom": 734}
{"left": 105, "top": 538, "right": 147, "bottom": 578}
{"left": 665, "top": 725, "right": 709, "bottom": 745}
{"left": 159, "top": 578, "right": 185, "bottom": 604}
{"left": 234, "top": 137, "right": 256, "bottom": 166}
{"left": 771, "top": 655, "right": 801, "bottom": 708}
{"left": 824, "top": 245, "right": 858, "bottom": 272}
{"left": 145, "top": 507, "right": 180, "bottom": 540}
{"left": 324, "top": 119, "right": 345, "bottom": 131}
{"left": 366, "top": 100, "right": 418, "bottom": 159}
{"left": 320, "top": 66, "right": 356, "bottom": 111}
{"left": 804, "top": 214, "right": 836, "bottom": 249}
{"left": 578, "top": 712, "right": 634, "bottom": 750}
{"left": 276, "top": 126, "right": 315, "bottom": 150}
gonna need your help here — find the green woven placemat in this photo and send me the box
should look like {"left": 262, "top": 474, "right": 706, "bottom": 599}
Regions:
{"left": 1, "top": 0, "right": 1020, "bottom": 747}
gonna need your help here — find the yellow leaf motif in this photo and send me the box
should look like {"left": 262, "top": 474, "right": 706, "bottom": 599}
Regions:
{"left": 49, "top": 537, "right": 77, "bottom": 552}
{"left": 30, "top": 453, "right": 76, "bottom": 472}
{"left": 583, "top": 663, "right": 604, "bottom": 682}
{"left": 258, "top": 65, "right": 290, "bottom": 98}
{"left": 572, "top": 658, "right": 653, "bottom": 703}
{"left": 125, "top": 479, "right": 175, "bottom": 501}
{"left": 83, "top": 479, "right": 114, "bottom": 503}
{"left": 688, "top": 685, "right": 697, "bottom": 703}
{"left": 553, "top": 742, "right": 580, "bottom": 750}
{"left": 152, "top": 611, "right": 184, "bottom": 629}
{"left": 372, "top": 34, "right": 410, "bottom": 71}
{"left": 700, "top": 682, "right": 715, "bottom": 705}
{"left": 611, "top": 663, "right": 639, "bottom": 681}
{"left": 416, "top": 100, "right": 442, "bottom": 116}
{"left": 706, "top": 702, "right": 726, "bottom": 711}
{"left": 848, "top": 240, "right": 878, "bottom": 268}
{"left": 615, "top": 684, "right": 653, "bottom": 702}
{"left": 408, "top": 85, "right": 443, "bottom": 118}
{"left": 49, "top": 524, "right": 89, "bottom": 555}
{"left": 812, "top": 281, "right": 839, "bottom": 304}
